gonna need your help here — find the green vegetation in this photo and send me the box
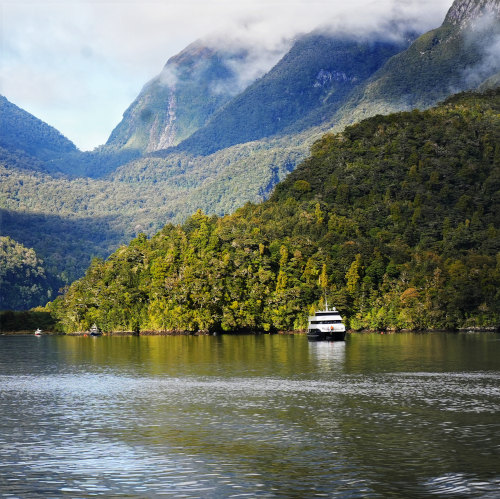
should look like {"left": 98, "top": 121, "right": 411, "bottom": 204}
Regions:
{"left": 0, "top": 309, "right": 56, "bottom": 332}
{"left": 0, "top": 236, "right": 55, "bottom": 310}
{"left": 336, "top": 0, "right": 500, "bottom": 127}
{"left": 0, "top": 96, "right": 76, "bottom": 162}
{"left": 50, "top": 90, "right": 500, "bottom": 332}
{"left": 1, "top": 134, "right": 313, "bottom": 296}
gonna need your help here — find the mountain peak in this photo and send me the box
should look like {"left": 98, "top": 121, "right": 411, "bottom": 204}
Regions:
{"left": 444, "top": 0, "right": 500, "bottom": 27}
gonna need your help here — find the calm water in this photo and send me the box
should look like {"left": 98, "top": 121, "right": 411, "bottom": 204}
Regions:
{"left": 0, "top": 332, "right": 499, "bottom": 498}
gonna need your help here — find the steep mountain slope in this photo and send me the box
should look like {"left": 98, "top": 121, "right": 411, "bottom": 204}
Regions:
{"left": 175, "top": 33, "right": 413, "bottom": 156}
{"left": 50, "top": 89, "right": 500, "bottom": 333}
{"left": 0, "top": 95, "right": 78, "bottom": 175}
{"left": 0, "top": 95, "right": 139, "bottom": 179}
{"left": 334, "top": 0, "right": 500, "bottom": 125}
{"left": 0, "top": 96, "right": 77, "bottom": 161}
{"left": 106, "top": 40, "right": 272, "bottom": 154}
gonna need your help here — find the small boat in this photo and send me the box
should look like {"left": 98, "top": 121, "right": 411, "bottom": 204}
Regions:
{"left": 34, "top": 328, "right": 43, "bottom": 336}
{"left": 307, "top": 301, "right": 346, "bottom": 341}
{"left": 89, "top": 323, "right": 102, "bottom": 336}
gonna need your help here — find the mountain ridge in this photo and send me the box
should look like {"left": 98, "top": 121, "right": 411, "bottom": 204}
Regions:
{"left": 332, "top": 0, "right": 500, "bottom": 127}
{"left": 0, "top": 95, "right": 77, "bottom": 171}
{"left": 173, "top": 33, "right": 414, "bottom": 156}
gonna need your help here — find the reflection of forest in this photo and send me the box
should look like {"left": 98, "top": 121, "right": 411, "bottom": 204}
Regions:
{"left": 1, "top": 332, "right": 498, "bottom": 497}
{"left": 54, "top": 334, "right": 313, "bottom": 378}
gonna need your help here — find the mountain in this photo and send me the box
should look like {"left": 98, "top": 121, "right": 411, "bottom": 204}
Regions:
{"left": 0, "top": 96, "right": 77, "bottom": 161}
{"left": 4, "top": 0, "right": 500, "bottom": 311}
{"left": 49, "top": 89, "right": 500, "bottom": 333}
{"left": 175, "top": 33, "right": 414, "bottom": 156}
{"left": 0, "top": 95, "right": 138, "bottom": 179}
{"left": 106, "top": 40, "right": 273, "bottom": 154}
{"left": 333, "top": 0, "right": 500, "bottom": 125}
{"left": 0, "top": 95, "right": 78, "bottom": 175}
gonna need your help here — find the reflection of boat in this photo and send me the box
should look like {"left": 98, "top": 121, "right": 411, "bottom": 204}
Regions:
{"left": 34, "top": 328, "right": 43, "bottom": 336}
{"left": 89, "top": 324, "right": 102, "bottom": 336}
{"left": 307, "top": 302, "right": 346, "bottom": 341}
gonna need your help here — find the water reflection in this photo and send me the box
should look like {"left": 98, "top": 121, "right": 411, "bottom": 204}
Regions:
{"left": 0, "top": 332, "right": 499, "bottom": 497}
{"left": 308, "top": 338, "right": 346, "bottom": 374}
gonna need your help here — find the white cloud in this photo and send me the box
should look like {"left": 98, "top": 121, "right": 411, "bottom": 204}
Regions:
{"left": 0, "top": 0, "right": 453, "bottom": 150}
{"left": 461, "top": 12, "right": 500, "bottom": 88}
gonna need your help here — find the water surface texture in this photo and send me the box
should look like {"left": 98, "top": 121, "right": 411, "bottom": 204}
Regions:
{"left": 0, "top": 333, "right": 499, "bottom": 497}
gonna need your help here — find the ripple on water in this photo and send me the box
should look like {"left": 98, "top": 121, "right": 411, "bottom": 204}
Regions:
{"left": 423, "top": 473, "right": 500, "bottom": 497}
{"left": 1, "top": 335, "right": 500, "bottom": 498}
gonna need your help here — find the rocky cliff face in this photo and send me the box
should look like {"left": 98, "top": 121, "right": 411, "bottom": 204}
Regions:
{"left": 444, "top": 0, "right": 500, "bottom": 27}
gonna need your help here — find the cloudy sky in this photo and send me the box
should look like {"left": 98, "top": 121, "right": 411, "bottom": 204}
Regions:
{"left": 1, "top": 0, "right": 453, "bottom": 150}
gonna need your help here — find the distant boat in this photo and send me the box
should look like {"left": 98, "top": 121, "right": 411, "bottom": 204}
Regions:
{"left": 89, "top": 324, "right": 102, "bottom": 336}
{"left": 34, "top": 328, "right": 43, "bottom": 336}
{"left": 307, "top": 301, "right": 346, "bottom": 341}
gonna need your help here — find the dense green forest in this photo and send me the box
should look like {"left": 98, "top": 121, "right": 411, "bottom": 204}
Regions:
{"left": 0, "top": 96, "right": 77, "bottom": 162}
{"left": 0, "top": 236, "right": 55, "bottom": 310}
{"left": 49, "top": 90, "right": 500, "bottom": 333}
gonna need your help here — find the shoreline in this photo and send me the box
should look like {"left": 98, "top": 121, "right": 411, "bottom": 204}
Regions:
{"left": 1, "top": 327, "right": 498, "bottom": 336}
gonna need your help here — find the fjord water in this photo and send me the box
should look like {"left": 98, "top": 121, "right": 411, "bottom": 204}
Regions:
{"left": 0, "top": 333, "right": 499, "bottom": 498}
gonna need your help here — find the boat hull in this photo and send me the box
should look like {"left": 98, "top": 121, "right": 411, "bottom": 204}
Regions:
{"left": 307, "top": 329, "right": 346, "bottom": 341}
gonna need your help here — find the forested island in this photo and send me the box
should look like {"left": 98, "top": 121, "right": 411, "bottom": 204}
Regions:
{"left": 47, "top": 90, "right": 500, "bottom": 334}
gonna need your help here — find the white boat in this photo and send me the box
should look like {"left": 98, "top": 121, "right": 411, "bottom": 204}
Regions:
{"left": 89, "top": 323, "right": 102, "bottom": 336}
{"left": 307, "top": 302, "right": 346, "bottom": 341}
{"left": 34, "top": 328, "right": 43, "bottom": 336}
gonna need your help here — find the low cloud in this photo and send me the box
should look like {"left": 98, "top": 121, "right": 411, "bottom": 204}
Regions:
{"left": 461, "top": 12, "right": 500, "bottom": 88}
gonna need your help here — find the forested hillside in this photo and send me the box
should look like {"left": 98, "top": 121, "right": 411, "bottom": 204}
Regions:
{"left": 0, "top": 96, "right": 77, "bottom": 162}
{"left": 50, "top": 90, "right": 500, "bottom": 333}
{"left": 0, "top": 236, "right": 54, "bottom": 310}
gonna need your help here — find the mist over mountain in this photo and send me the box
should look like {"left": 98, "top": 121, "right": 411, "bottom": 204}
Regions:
{"left": 333, "top": 0, "right": 500, "bottom": 125}
{"left": 106, "top": 39, "right": 284, "bottom": 154}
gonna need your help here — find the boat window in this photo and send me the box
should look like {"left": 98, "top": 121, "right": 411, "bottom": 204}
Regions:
{"left": 310, "top": 320, "right": 343, "bottom": 324}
